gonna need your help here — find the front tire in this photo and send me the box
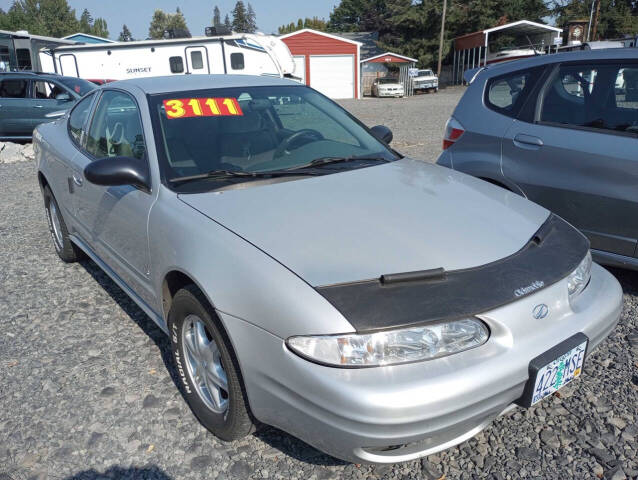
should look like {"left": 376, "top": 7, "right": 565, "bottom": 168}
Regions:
{"left": 43, "top": 186, "right": 81, "bottom": 262}
{"left": 169, "top": 285, "right": 255, "bottom": 441}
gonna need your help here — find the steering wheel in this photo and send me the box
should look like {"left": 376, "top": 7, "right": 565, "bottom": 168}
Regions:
{"left": 274, "top": 129, "right": 324, "bottom": 158}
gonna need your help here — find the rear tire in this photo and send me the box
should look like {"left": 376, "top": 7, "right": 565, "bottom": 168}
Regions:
{"left": 168, "top": 285, "right": 255, "bottom": 441}
{"left": 43, "top": 186, "right": 81, "bottom": 263}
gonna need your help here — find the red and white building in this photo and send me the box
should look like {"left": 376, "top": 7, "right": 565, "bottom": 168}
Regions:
{"left": 280, "top": 29, "right": 362, "bottom": 100}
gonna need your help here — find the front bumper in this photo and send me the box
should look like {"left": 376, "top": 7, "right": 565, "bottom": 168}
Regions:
{"left": 220, "top": 263, "right": 622, "bottom": 463}
{"left": 378, "top": 90, "right": 404, "bottom": 97}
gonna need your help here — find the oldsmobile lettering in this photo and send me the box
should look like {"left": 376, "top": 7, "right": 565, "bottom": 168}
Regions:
{"left": 514, "top": 280, "right": 545, "bottom": 297}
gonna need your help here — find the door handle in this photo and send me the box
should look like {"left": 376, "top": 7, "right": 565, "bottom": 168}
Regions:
{"left": 34, "top": 105, "right": 44, "bottom": 108}
{"left": 72, "top": 173, "right": 83, "bottom": 187}
{"left": 513, "top": 133, "right": 543, "bottom": 148}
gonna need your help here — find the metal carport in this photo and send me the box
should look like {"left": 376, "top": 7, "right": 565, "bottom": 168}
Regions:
{"left": 451, "top": 20, "right": 563, "bottom": 85}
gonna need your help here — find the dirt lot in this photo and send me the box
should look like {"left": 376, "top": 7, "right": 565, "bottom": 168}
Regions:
{"left": 1, "top": 89, "right": 638, "bottom": 480}
{"left": 339, "top": 88, "right": 463, "bottom": 163}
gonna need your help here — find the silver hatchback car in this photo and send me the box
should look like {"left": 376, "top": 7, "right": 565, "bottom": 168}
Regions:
{"left": 437, "top": 48, "right": 638, "bottom": 271}
{"left": 35, "top": 75, "right": 622, "bottom": 464}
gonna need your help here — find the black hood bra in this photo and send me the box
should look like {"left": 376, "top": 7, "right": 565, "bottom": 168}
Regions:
{"left": 316, "top": 214, "right": 590, "bottom": 332}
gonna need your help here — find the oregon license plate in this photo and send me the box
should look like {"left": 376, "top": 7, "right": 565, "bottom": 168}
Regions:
{"left": 518, "top": 333, "right": 589, "bottom": 408}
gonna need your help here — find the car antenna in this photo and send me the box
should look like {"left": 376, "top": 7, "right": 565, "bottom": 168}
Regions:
{"left": 526, "top": 35, "right": 540, "bottom": 56}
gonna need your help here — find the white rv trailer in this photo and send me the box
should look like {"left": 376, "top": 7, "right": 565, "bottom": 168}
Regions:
{"left": 40, "top": 33, "right": 296, "bottom": 81}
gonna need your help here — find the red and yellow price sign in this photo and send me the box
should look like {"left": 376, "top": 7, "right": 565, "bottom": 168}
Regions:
{"left": 162, "top": 97, "right": 244, "bottom": 119}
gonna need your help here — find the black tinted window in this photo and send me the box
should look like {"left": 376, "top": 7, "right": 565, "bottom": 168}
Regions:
{"left": 540, "top": 63, "right": 638, "bottom": 135}
{"left": 170, "top": 56, "right": 184, "bottom": 74}
{"left": 231, "top": 53, "right": 244, "bottom": 70}
{"left": 86, "top": 91, "right": 146, "bottom": 160}
{"left": 486, "top": 68, "right": 541, "bottom": 117}
{"left": 0, "top": 79, "right": 28, "bottom": 98}
{"left": 68, "top": 93, "right": 95, "bottom": 145}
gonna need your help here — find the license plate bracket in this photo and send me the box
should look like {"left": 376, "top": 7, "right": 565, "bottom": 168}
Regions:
{"left": 517, "top": 332, "right": 589, "bottom": 408}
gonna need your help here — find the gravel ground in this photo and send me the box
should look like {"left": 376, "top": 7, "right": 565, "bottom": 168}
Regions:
{"left": 1, "top": 90, "right": 638, "bottom": 480}
{"left": 338, "top": 88, "right": 464, "bottom": 163}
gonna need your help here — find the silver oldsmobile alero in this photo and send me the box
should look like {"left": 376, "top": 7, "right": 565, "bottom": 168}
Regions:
{"left": 35, "top": 75, "right": 622, "bottom": 463}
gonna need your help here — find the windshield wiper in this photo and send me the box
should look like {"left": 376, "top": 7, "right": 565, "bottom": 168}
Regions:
{"left": 169, "top": 169, "right": 318, "bottom": 184}
{"left": 287, "top": 155, "right": 393, "bottom": 171}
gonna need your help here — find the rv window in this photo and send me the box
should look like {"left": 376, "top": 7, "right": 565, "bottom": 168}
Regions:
{"left": 170, "top": 56, "right": 184, "bottom": 74}
{"left": 231, "top": 53, "right": 244, "bottom": 70}
{"left": 16, "top": 49, "right": 32, "bottom": 70}
{"left": 190, "top": 51, "right": 204, "bottom": 70}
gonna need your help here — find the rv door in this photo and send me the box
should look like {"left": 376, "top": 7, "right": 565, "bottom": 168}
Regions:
{"left": 185, "top": 46, "right": 209, "bottom": 74}
{"left": 58, "top": 54, "right": 79, "bottom": 77}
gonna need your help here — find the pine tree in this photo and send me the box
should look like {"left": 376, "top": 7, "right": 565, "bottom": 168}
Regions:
{"left": 224, "top": 14, "right": 231, "bottom": 29}
{"left": 149, "top": 9, "right": 168, "bottom": 39}
{"left": 246, "top": 3, "right": 257, "bottom": 33}
{"left": 213, "top": 5, "right": 221, "bottom": 26}
{"left": 91, "top": 18, "right": 108, "bottom": 38}
{"left": 118, "top": 24, "right": 133, "bottom": 42}
{"left": 79, "top": 8, "right": 93, "bottom": 33}
{"left": 148, "top": 8, "right": 189, "bottom": 39}
{"left": 231, "top": 1, "right": 249, "bottom": 32}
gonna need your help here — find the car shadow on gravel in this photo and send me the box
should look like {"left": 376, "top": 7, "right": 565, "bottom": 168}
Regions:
{"left": 77, "top": 258, "right": 181, "bottom": 396}
{"left": 63, "top": 465, "right": 173, "bottom": 479}
{"left": 608, "top": 267, "right": 638, "bottom": 295}
{"left": 78, "top": 258, "right": 349, "bottom": 467}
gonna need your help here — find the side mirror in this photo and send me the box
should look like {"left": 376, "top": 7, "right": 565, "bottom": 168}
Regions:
{"left": 55, "top": 92, "right": 72, "bottom": 101}
{"left": 84, "top": 156, "right": 150, "bottom": 192}
{"left": 370, "top": 125, "right": 393, "bottom": 144}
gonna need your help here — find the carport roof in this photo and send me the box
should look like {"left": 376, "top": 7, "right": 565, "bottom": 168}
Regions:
{"left": 454, "top": 20, "right": 562, "bottom": 50}
{"left": 361, "top": 52, "right": 418, "bottom": 63}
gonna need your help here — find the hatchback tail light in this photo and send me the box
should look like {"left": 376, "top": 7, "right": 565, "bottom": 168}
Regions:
{"left": 443, "top": 117, "right": 465, "bottom": 150}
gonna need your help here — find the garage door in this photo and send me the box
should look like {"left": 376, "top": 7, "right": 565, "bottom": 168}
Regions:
{"left": 292, "top": 55, "right": 305, "bottom": 83}
{"left": 309, "top": 55, "right": 354, "bottom": 99}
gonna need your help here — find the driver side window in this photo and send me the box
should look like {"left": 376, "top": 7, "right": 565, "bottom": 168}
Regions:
{"left": 86, "top": 90, "right": 147, "bottom": 160}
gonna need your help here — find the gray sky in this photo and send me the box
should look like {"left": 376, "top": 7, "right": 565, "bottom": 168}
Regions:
{"left": 0, "top": 0, "right": 337, "bottom": 39}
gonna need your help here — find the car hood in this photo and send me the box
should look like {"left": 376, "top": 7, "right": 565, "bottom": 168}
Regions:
{"left": 379, "top": 83, "right": 403, "bottom": 88}
{"left": 179, "top": 159, "right": 549, "bottom": 287}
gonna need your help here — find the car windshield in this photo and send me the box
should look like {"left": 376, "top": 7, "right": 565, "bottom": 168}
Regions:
{"left": 378, "top": 78, "right": 398, "bottom": 84}
{"left": 57, "top": 76, "right": 97, "bottom": 96}
{"left": 418, "top": 70, "right": 434, "bottom": 76}
{"left": 151, "top": 85, "right": 398, "bottom": 192}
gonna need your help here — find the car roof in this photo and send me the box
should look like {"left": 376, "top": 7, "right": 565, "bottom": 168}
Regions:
{"left": 108, "top": 74, "right": 301, "bottom": 95}
{"left": 479, "top": 48, "right": 638, "bottom": 78}
{"left": 0, "top": 71, "right": 60, "bottom": 78}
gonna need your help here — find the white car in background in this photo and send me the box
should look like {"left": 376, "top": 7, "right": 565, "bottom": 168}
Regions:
{"left": 371, "top": 77, "right": 404, "bottom": 97}
{"left": 413, "top": 68, "right": 439, "bottom": 93}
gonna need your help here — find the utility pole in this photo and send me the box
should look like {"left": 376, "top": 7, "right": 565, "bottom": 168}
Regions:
{"left": 437, "top": 0, "right": 447, "bottom": 77}
{"left": 592, "top": 0, "right": 601, "bottom": 41}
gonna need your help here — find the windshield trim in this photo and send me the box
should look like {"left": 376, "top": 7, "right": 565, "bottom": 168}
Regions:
{"left": 147, "top": 85, "right": 401, "bottom": 193}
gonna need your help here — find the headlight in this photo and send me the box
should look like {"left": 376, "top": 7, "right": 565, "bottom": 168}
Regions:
{"left": 567, "top": 250, "right": 592, "bottom": 301}
{"left": 287, "top": 318, "right": 489, "bottom": 367}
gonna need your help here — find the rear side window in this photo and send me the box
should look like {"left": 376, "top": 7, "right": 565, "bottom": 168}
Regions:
{"left": 539, "top": 63, "right": 638, "bottom": 135}
{"left": 68, "top": 92, "right": 96, "bottom": 145}
{"left": 169, "top": 56, "right": 184, "bottom": 74}
{"left": 486, "top": 68, "right": 541, "bottom": 117}
{"left": 0, "top": 79, "right": 28, "bottom": 98}
{"left": 231, "top": 53, "right": 244, "bottom": 70}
